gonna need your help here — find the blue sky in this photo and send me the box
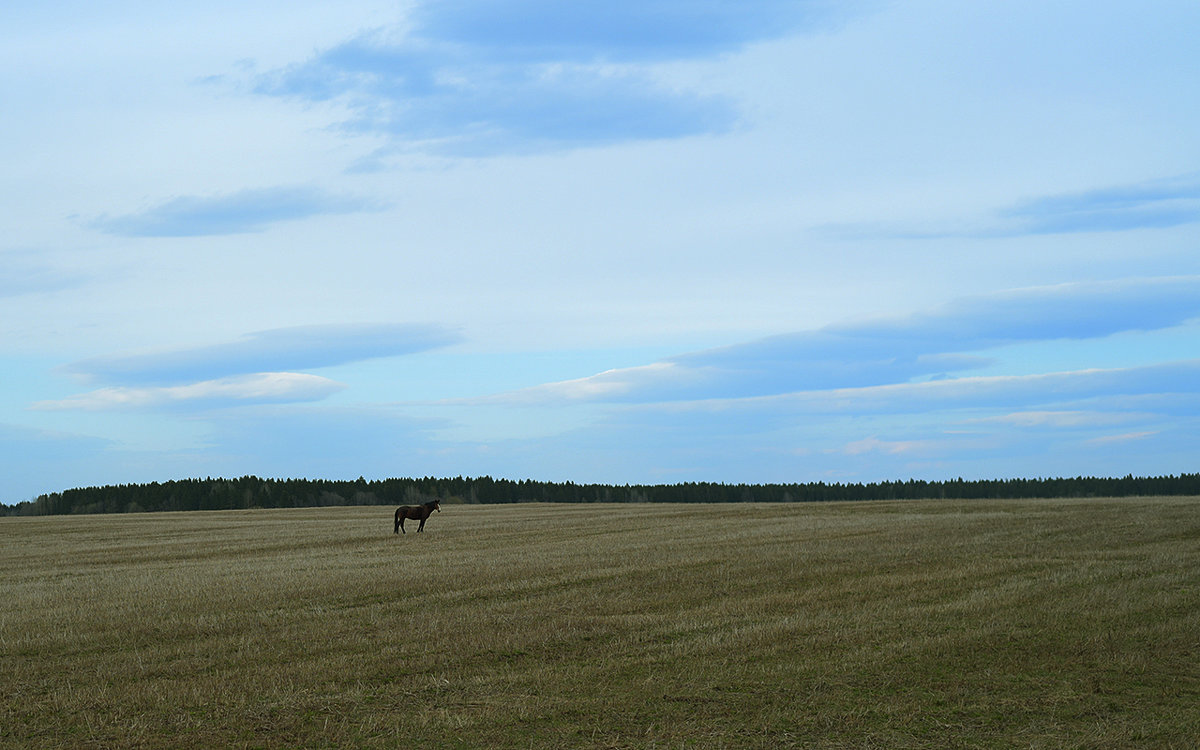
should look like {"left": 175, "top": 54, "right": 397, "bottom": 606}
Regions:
{"left": 3, "top": 0, "right": 1200, "bottom": 502}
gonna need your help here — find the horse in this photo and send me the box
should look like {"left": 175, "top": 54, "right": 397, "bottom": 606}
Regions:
{"left": 394, "top": 499, "right": 440, "bottom": 534}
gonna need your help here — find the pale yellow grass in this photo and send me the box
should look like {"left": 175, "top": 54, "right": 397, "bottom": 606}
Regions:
{"left": 2, "top": 499, "right": 1198, "bottom": 748}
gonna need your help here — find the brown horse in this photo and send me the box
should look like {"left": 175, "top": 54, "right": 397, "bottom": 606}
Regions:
{"left": 394, "top": 499, "right": 440, "bottom": 534}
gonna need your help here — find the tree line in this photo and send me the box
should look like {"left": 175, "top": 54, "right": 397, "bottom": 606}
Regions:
{"left": 3, "top": 472, "right": 1199, "bottom": 516}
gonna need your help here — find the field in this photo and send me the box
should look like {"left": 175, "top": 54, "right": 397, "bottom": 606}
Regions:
{"left": 2, "top": 499, "right": 1198, "bottom": 748}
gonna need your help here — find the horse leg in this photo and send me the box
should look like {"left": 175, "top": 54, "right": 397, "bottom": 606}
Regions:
{"left": 417, "top": 517, "right": 426, "bottom": 532}
{"left": 399, "top": 517, "right": 406, "bottom": 534}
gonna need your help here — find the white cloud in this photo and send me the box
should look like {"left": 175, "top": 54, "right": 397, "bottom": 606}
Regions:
{"left": 63, "top": 323, "right": 463, "bottom": 386}
{"left": 33, "top": 373, "right": 345, "bottom": 411}
{"left": 469, "top": 362, "right": 681, "bottom": 404}
{"left": 1086, "top": 431, "right": 1158, "bottom": 445}
{"left": 836, "top": 436, "right": 931, "bottom": 456}
{"left": 974, "top": 411, "right": 1139, "bottom": 429}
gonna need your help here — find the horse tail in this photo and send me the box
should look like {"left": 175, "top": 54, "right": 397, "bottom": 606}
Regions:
{"left": 394, "top": 507, "right": 401, "bottom": 534}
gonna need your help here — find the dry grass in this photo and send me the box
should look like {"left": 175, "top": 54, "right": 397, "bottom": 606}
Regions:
{"left": 2, "top": 498, "right": 1198, "bottom": 748}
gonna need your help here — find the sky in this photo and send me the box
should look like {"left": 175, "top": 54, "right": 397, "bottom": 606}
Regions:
{"left": 3, "top": 0, "right": 1200, "bottom": 503}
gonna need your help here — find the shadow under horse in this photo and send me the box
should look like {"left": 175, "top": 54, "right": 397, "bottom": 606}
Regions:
{"left": 394, "top": 499, "right": 440, "bottom": 534}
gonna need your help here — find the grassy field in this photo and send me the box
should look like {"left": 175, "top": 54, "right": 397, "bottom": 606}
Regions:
{"left": 2, "top": 498, "right": 1198, "bottom": 748}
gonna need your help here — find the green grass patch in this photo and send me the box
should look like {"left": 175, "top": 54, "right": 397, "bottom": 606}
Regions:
{"left": 2, "top": 498, "right": 1198, "bottom": 748}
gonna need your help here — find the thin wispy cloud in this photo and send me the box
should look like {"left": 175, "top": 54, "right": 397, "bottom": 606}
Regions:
{"left": 836, "top": 436, "right": 932, "bottom": 457}
{"left": 972, "top": 410, "right": 1141, "bottom": 429}
{"left": 0, "top": 251, "right": 87, "bottom": 297}
{"left": 89, "top": 186, "right": 380, "bottom": 237}
{"left": 1086, "top": 431, "right": 1158, "bottom": 445}
{"left": 252, "top": 0, "right": 859, "bottom": 157}
{"left": 64, "top": 323, "right": 463, "bottom": 386}
{"left": 1001, "top": 174, "right": 1200, "bottom": 235}
{"left": 821, "top": 276, "right": 1200, "bottom": 343}
{"left": 827, "top": 173, "right": 1200, "bottom": 240}
{"left": 567, "top": 361, "right": 1200, "bottom": 475}
{"left": 33, "top": 373, "right": 345, "bottom": 412}
{"left": 411, "top": 0, "right": 849, "bottom": 62}
{"left": 705, "top": 361, "right": 1200, "bottom": 419}
{"left": 491, "top": 277, "right": 1200, "bottom": 404}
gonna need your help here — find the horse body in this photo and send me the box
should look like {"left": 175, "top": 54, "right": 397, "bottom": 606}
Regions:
{"left": 394, "top": 499, "right": 440, "bottom": 534}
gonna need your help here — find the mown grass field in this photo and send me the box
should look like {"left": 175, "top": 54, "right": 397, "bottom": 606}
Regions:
{"left": 2, "top": 498, "right": 1198, "bottom": 748}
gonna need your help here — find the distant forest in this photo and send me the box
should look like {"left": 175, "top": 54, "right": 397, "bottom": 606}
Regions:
{"left": 4, "top": 473, "right": 1200, "bottom": 516}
